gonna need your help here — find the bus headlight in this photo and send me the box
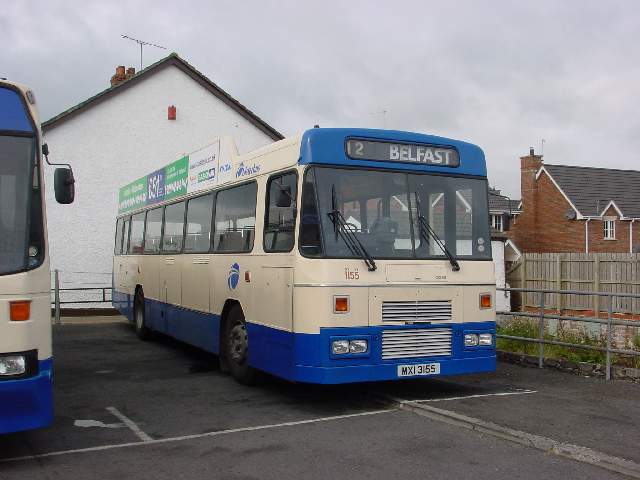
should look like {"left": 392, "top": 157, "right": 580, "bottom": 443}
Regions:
{"left": 331, "top": 340, "right": 350, "bottom": 355}
{"left": 464, "top": 334, "right": 479, "bottom": 347}
{"left": 0, "top": 355, "right": 26, "bottom": 376}
{"left": 479, "top": 333, "right": 493, "bottom": 346}
{"left": 331, "top": 339, "right": 369, "bottom": 355}
{"left": 349, "top": 339, "right": 368, "bottom": 354}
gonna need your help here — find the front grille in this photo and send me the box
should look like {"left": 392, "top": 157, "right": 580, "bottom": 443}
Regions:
{"left": 381, "top": 328, "right": 452, "bottom": 360}
{"left": 382, "top": 300, "right": 452, "bottom": 323}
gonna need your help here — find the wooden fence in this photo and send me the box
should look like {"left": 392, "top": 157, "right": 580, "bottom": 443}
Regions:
{"left": 506, "top": 253, "right": 640, "bottom": 315}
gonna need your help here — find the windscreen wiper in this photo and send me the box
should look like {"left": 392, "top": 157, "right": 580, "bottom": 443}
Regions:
{"left": 414, "top": 193, "right": 460, "bottom": 272}
{"left": 327, "top": 185, "right": 377, "bottom": 272}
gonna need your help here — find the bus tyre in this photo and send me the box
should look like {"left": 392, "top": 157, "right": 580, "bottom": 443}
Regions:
{"left": 134, "top": 289, "right": 151, "bottom": 341}
{"left": 224, "top": 306, "right": 256, "bottom": 385}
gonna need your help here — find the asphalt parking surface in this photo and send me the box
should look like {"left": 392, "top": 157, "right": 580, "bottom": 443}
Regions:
{"left": 1, "top": 320, "right": 638, "bottom": 479}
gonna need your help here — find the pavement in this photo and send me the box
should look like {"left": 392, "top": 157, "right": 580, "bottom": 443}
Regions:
{"left": 1, "top": 319, "right": 639, "bottom": 479}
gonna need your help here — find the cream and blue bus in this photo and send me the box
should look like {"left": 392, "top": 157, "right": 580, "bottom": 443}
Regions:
{"left": 0, "top": 80, "right": 74, "bottom": 433}
{"left": 113, "top": 129, "right": 495, "bottom": 384}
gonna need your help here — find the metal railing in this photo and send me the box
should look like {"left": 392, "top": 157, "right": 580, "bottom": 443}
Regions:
{"left": 51, "top": 270, "right": 113, "bottom": 324}
{"left": 497, "top": 287, "right": 640, "bottom": 380}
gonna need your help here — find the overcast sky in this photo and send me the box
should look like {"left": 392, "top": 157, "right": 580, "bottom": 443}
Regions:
{"left": 3, "top": 1, "right": 639, "bottom": 198}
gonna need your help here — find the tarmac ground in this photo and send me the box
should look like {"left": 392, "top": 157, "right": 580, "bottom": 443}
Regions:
{"left": 1, "top": 318, "right": 639, "bottom": 479}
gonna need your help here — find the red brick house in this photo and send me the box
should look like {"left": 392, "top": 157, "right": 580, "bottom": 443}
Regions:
{"left": 508, "top": 148, "right": 640, "bottom": 253}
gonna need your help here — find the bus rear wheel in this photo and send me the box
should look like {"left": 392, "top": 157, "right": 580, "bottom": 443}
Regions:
{"left": 134, "top": 289, "right": 151, "bottom": 341}
{"left": 223, "top": 305, "right": 256, "bottom": 385}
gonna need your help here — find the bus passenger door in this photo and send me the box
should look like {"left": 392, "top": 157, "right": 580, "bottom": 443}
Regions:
{"left": 252, "top": 265, "right": 294, "bottom": 375}
{"left": 179, "top": 255, "right": 211, "bottom": 349}
{"left": 158, "top": 257, "right": 181, "bottom": 334}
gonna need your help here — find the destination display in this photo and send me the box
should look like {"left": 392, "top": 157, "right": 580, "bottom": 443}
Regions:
{"left": 345, "top": 139, "right": 459, "bottom": 167}
{"left": 118, "top": 139, "right": 236, "bottom": 214}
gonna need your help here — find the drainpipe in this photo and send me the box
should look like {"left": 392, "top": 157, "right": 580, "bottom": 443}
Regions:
{"left": 585, "top": 219, "right": 591, "bottom": 253}
{"left": 631, "top": 219, "right": 636, "bottom": 253}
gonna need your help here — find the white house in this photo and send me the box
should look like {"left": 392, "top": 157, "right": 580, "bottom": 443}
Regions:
{"left": 42, "top": 53, "right": 282, "bottom": 303}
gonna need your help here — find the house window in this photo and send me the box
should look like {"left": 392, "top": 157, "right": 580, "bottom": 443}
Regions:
{"left": 604, "top": 220, "right": 615, "bottom": 239}
{"left": 491, "top": 214, "right": 503, "bottom": 232}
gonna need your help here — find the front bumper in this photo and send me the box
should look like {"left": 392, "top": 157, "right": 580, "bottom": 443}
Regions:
{"left": 291, "top": 355, "right": 496, "bottom": 384}
{"left": 248, "top": 321, "right": 496, "bottom": 384}
{"left": 0, "top": 358, "right": 53, "bottom": 434}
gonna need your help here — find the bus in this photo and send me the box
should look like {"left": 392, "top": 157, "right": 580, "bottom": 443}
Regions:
{"left": 113, "top": 129, "right": 495, "bottom": 384}
{"left": 0, "top": 80, "right": 74, "bottom": 433}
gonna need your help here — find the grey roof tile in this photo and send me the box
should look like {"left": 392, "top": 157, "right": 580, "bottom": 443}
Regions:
{"left": 543, "top": 164, "right": 640, "bottom": 217}
{"left": 488, "top": 188, "right": 520, "bottom": 213}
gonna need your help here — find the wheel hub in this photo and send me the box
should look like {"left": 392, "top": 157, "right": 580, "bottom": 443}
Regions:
{"left": 228, "top": 324, "right": 248, "bottom": 364}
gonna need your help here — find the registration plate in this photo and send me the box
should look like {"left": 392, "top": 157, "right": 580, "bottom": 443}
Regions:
{"left": 397, "top": 363, "right": 440, "bottom": 377}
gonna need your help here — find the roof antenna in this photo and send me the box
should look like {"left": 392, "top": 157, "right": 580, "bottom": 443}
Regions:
{"left": 121, "top": 35, "right": 167, "bottom": 71}
{"left": 541, "top": 138, "right": 545, "bottom": 156}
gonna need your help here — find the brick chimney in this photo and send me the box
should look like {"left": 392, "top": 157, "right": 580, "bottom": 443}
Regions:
{"left": 125, "top": 67, "right": 136, "bottom": 80}
{"left": 110, "top": 66, "right": 126, "bottom": 87}
{"left": 517, "top": 147, "right": 543, "bottom": 250}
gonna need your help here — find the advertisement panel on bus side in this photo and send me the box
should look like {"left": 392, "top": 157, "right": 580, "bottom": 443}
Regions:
{"left": 118, "top": 140, "right": 230, "bottom": 214}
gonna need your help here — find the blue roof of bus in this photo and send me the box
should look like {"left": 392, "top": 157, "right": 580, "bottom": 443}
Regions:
{"left": 0, "top": 86, "right": 33, "bottom": 133}
{"left": 299, "top": 128, "right": 486, "bottom": 176}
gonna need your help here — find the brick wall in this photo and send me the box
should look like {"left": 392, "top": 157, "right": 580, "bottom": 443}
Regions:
{"left": 587, "top": 206, "right": 640, "bottom": 253}
{"left": 507, "top": 155, "right": 640, "bottom": 253}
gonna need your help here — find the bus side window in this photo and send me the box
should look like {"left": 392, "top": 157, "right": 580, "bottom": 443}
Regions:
{"left": 129, "top": 212, "right": 145, "bottom": 254}
{"left": 122, "top": 217, "right": 131, "bottom": 255}
{"left": 184, "top": 193, "right": 214, "bottom": 253}
{"left": 162, "top": 201, "right": 186, "bottom": 254}
{"left": 114, "top": 218, "right": 124, "bottom": 255}
{"left": 144, "top": 207, "right": 163, "bottom": 254}
{"left": 213, "top": 182, "right": 257, "bottom": 253}
{"left": 299, "top": 169, "right": 322, "bottom": 256}
{"left": 264, "top": 172, "right": 297, "bottom": 252}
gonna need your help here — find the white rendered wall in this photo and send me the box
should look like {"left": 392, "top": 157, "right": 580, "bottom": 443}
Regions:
{"left": 43, "top": 66, "right": 276, "bottom": 302}
{"left": 492, "top": 240, "right": 510, "bottom": 312}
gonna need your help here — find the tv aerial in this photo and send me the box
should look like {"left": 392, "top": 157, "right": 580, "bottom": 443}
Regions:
{"left": 121, "top": 35, "right": 167, "bottom": 71}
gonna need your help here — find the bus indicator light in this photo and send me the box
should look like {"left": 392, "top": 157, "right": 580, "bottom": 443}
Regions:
{"left": 334, "top": 296, "right": 349, "bottom": 313}
{"left": 10, "top": 301, "right": 31, "bottom": 321}
{"left": 479, "top": 293, "right": 492, "bottom": 309}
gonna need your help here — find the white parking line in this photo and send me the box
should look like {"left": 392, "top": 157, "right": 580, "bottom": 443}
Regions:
{"left": 106, "top": 407, "right": 153, "bottom": 442}
{"left": 404, "top": 389, "right": 538, "bottom": 404}
{"left": 1, "top": 408, "right": 395, "bottom": 463}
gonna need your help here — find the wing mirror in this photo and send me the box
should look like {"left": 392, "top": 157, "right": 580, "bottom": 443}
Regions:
{"left": 43, "top": 143, "right": 75, "bottom": 204}
{"left": 54, "top": 167, "right": 75, "bottom": 204}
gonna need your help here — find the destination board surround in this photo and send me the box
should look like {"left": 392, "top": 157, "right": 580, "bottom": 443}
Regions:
{"left": 345, "top": 139, "right": 460, "bottom": 167}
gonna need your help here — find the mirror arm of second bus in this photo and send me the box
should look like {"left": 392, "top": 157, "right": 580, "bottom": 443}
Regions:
{"left": 414, "top": 192, "right": 460, "bottom": 272}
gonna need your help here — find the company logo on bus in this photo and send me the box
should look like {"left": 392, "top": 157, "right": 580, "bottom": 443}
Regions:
{"left": 235, "top": 162, "right": 260, "bottom": 178}
{"left": 228, "top": 263, "right": 240, "bottom": 290}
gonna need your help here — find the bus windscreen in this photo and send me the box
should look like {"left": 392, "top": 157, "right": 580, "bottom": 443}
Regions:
{"left": 301, "top": 166, "right": 491, "bottom": 261}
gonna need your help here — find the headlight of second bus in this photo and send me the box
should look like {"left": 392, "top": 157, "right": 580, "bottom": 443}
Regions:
{"left": 0, "top": 355, "right": 26, "bottom": 376}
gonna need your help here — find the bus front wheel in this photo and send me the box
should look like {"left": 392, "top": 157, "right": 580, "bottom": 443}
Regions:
{"left": 223, "top": 305, "right": 256, "bottom": 385}
{"left": 134, "top": 289, "right": 151, "bottom": 341}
